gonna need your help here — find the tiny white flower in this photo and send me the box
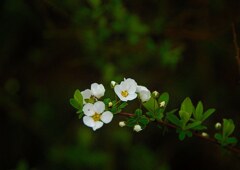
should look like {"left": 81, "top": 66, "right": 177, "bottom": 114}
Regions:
{"left": 133, "top": 124, "right": 142, "bottom": 132}
{"left": 215, "top": 122, "right": 222, "bottom": 130}
{"left": 111, "top": 81, "right": 117, "bottom": 88}
{"left": 91, "top": 83, "right": 105, "bottom": 99}
{"left": 152, "top": 91, "right": 159, "bottom": 98}
{"left": 119, "top": 121, "right": 126, "bottom": 127}
{"left": 81, "top": 89, "right": 92, "bottom": 104}
{"left": 137, "top": 85, "right": 151, "bottom": 102}
{"left": 159, "top": 101, "right": 166, "bottom": 107}
{"left": 201, "top": 132, "right": 209, "bottom": 137}
{"left": 82, "top": 101, "right": 113, "bottom": 131}
{"left": 108, "top": 102, "right": 113, "bottom": 107}
{"left": 114, "top": 78, "right": 137, "bottom": 101}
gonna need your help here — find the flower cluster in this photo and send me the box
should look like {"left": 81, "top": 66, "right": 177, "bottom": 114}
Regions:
{"left": 81, "top": 83, "right": 113, "bottom": 131}
{"left": 71, "top": 78, "right": 154, "bottom": 131}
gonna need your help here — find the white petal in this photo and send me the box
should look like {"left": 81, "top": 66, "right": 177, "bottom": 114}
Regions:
{"left": 81, "top": 89, "right": 92, "bottom": 99}
{"left": 92, "top": 121, "right": 103, "bottom": 131}
{"left": 139, "top": 90, "right": 151, "bottom": 102}
{"left": 91, "top": 83, "right": 105, "bottom": 98}
{"left": 125, "top": 93, "right": 137, "bottom": 101}
{"left": 83, "top": 116, "right": 95, "bottom": 127}
{"left": 124, "top": 78, "right": 137, "bottom": 93}
{"left": 83, "top": 103, "right": 94, "bottom": 116}
{"left": 136, "top": 85, "right": 148, "bottom": 93}
{"left": 93, "top": 101, "right": 105, "bottom": 113}
{"left": 101, "top": 111, "right": 113, "bottom": 124}
{"left": 114, "top": 85, "right": 123, "bottom": 98}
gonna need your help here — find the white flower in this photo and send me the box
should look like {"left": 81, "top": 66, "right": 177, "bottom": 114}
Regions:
{"left": 82, "top": 101, "right": 113, "bottom": 131}
{"left": 215, "top": 122, "right": 222, "bottom": 130}
{"left": 152, "top": 91, "right": 159, "bottom": 98}
{"left": 81, "top": 89, "right": 92, "bottom": 104}
{"left": 91, "top": 83, "right": 105, "bottom": 99}
{"left": 159, "top": 101, "right": 166, "bottom": 107}
{"left": 136, "top": 85, "right": 151, "bottom": 102}
{"left": 133, "top": 124, "right": 142, "bottom": 132}
{"left": 111, "top": 81, "right": 117, "bottom": 88}
{"left": 201, "top": 132, "right": 209, "bottom": 137}
{"left": 119, "top": 121, "right": 126, "bottom": 127}
{"left": 114, "top": 78, "right": 137, "bottom": 101}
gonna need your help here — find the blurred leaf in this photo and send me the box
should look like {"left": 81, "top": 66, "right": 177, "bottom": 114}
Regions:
{"left": 185, "top": 121, "right": 201, "bottom": 130}
{"left": 223, "top": 119, "right": 235, "bottom": 137}
{"left": 194, "top": 101, "right": 203, "bottom": 120}
{"left": 166, "top": 113, "right": 181, "bottom": 127}
{"left": 143, "top": 97, "right": 158, "bottom": 113}
{"left": 202, "top": 108, "right": 215, "bottom": 121}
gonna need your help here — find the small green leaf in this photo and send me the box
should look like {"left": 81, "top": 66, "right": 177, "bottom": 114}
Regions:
{"left": 74, "top": 89, "right": 83, "bottom": 108}
{"left": 70, "top": 98, "right": 81, "bottom": 110}
{"left": 226, "top": 137, "right": 238, "bottom": 144}
{"left": 139, "top": 116, "right": 149, "bottom": 126}
{"left": 179, "top": 131, "right": 186, "bottom": 141}
{"left": 143, "top": 97, "right": 158, "bottom": 113}
{"left": 155, "top": 108, "right": 164, "bottom": 120}
{"left": 135, "top": 109, "right": 142, "bottom": 116}
{"left": 185, "top": 121, "right": 202, "bottom": 130}
{"left": 78, "top": 112, "right": 84, "bottom": 119}
{"left": 194, "top": 101, "right": 203, "bottom": 120}
{"left": 180, "top": 97, "right": 194, "bottom": 114}
{"left": 202, "top": 108, "right": 215, "bottom": 121}
{"left": 179, "top": 110, "right": 191, "bottom": 123}
{"left": 214, "top": 133, "right": 222, "bottom": 141}
{"left": 158, "top": 92, "right": 169, "bottom": 106}
{"left": 119, "top": 102, "right": 128, "bottom": 109}
{"left": 167, "top": 113, "right": 181, "bottom": 127}
{"left": 223, "top": 119, "right": 235, "bottom": 137}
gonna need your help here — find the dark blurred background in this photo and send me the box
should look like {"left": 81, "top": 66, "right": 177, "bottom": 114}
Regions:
{"left": 1, "top": 0, "right": 240, "bottom": 169}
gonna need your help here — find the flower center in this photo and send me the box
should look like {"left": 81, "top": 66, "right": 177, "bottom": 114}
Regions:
{"left": 121, "top": 90, "right": 129, "bottom": 97}
{"left": 92, "top": 113, "right": 101, "bottom": 121}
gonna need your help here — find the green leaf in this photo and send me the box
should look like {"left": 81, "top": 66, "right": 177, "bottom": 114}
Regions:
{"left": 226, "top": 137, "right": 238, "bottom": 144}
{"left": 74, "top": 89, "right": 83, "bottom": 108}
{"left": 78, "top": 112, "right": 84, "bottom": 119}
{"left": 214, "top": 133, "right": 222, "bottom": 141}
{"left": 178, "top": 131, "right": 186, "bottom": 141}
{"left": 223, "top": 119, "right": 235, "bottom": 137}
{"left": 155, "top": 108, "right": 164, "bottom": 120}
{"left": 158, "top": 92, "right": 169, "bottom": 106}
{"left": 194, "top": 101, "right": 203, "bottom": 120}
{"left": 167, "top": 113, "right": 181, "bottom": 127}
{"left": 139, "top": 116, "right": 149, "bottom": 126}
{"left": 180, "top": 97, "right": 194, "bottom": 114}
{"left": 202, "top": 108, "right": 215, "bottom": 121}
{"left": 70, "top": 98, "right": 81, "bottom": 110}
{"left": 143, "top": 96, "right": 158, "bottom": 113}
{"left": 185, "top": 121, "right": 202, "bottom": 130}
{"left": 135, "top": 109, "right": 142, "bottom": 116}
{"left": 119, "top": 102, "right": 128, "bottom": 109}
{"left": 179, "top": 110, "right": 191, "bottom": 123}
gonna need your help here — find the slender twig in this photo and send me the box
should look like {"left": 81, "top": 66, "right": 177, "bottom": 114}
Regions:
{"left": 232, "top": 23, "right": 240, "bottom": 76}
{"left": 119, "top": 112, "right": 240, "bottom": 154}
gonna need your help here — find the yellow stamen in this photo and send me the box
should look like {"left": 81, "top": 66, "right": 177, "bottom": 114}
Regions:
{"left": 92, "top": 113, "right": 101, "bottom": 121}
{"left": 121, "top": 90, "right": 129, "bottom": 97}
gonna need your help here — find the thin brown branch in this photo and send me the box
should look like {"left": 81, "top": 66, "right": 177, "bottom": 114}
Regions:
{"left": 119, "top": 112, "right": 240, "bottom": 154}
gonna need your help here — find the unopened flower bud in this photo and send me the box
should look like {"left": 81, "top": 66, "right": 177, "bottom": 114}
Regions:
{"left": 119, "top": 121, "right": 126, "bottom": 127}
{"left": 108, "top": 102, "right": 113, "bottom": 107}
{"left": 159, "top": 101, "right": 166, "bottom": 107}
{"left": 152, "top": 91, "right": 159, "bottom": 98}
{"left": 133, "top": 124, "right": 142, "bottom": 132}
{"left": 110, "top": 81, "right": 117, "bottom": 88}
{"left": 215, "top": 122, "right": 222, "bottom": 130}
{"left": 201, "top": 132, "right": 209, "bottom": 137}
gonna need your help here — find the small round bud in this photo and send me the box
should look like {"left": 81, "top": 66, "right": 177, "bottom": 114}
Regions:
{"left": 159, "top": 101, "right": 166, "bottom": 107}
{"left": 133, "top": 124, "right": 142, "bottom": 132}
{"left": 110, "top": 81, "right": 117, "bottom": 88}
{"left": 201, "top": 132, "right": 209, "bottom": 137}
{"left": 108, "top": 102, "right": 113, "bottom": 107}
{"left": 215, "top": 122, "right": 222, "bottom": 130}
{"left": 152, "top": 91, "right": 159, "bottom": 98}
{"left": 119, "top": 121, "right": 126, "bottom": 127}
